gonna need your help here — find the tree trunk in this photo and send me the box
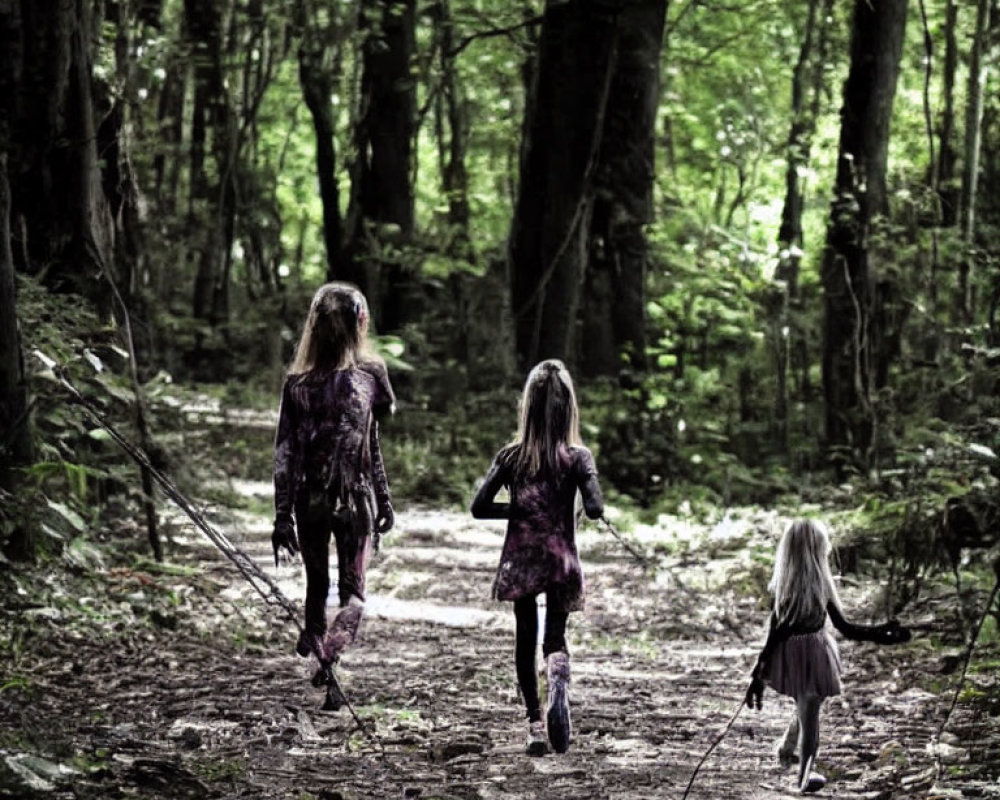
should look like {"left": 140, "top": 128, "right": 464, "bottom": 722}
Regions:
{"left": 937, "top": 0, "right": 959, "bottom": 227}
{"left": 772, "top": 0, "right": 833, "bottom": 456}
{"left": 153, "top": 60, "right": 185, "bottom": 215}
{"left": 186, "top": 0, "right": 234, "bottom": 325}
{"left": 296, "top": 0, "right": 349, "bottom": 283}
{"left": 0, "top": 153, "right": 37, "bottom": 561}
{"left": 435, "top": 0, "right": 472, "bottom": 259}
{"left": 509, "top": 0, "right": 619, "bottom": 372}
{"left": 346, "top": 0, "right": 416, "bottom": 331}
{"left": 957, "top": 0, "right": 990, "bottom": 324}
{"left": 580, "top": 0, "right": 666, "bottom": 377}
{"left": 821, "top": 0, "right": 908, "bottom": 475}
{"left": 2, "top": 0, "right": 113, "bottom": 295}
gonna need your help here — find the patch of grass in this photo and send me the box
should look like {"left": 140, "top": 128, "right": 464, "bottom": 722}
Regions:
{"left": 582, "top": 630, "right": 660, "bottom": 660}
{"left": 958, "top": 686, "right": 987, "bottom": 703}
{"left": 0, "top": 675, "right": 32, "bottom": 694}
{"left": 132, "top": 557, "right": 201, "bottom": 578}
{"left": 71, "top": 750, "right": 111, "bottom": 774}
{"left": 0, "top": 729, "right": 32, "bottom": 750}
{"left": 194, "top": 757, "right": 246, "bottom": 782}
{"left": 471, "top": 668, "right": 513, "bottom": 691}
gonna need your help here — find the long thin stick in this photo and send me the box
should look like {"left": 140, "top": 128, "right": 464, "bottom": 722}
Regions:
{"left": 598, "top": 514, "right": 653, "bottom": 566}
{"left": 46, "top": 357, "right": 379, "bottom": 750}
{"left": 680, "top": 696, "right": 745, "bottom": 800}
{"left": 937, "top": 572, "right": 1000, "bottom": 736}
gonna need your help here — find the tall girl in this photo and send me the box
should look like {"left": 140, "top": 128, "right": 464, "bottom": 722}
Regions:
{"left": 472, "top": 359, "right": 603, "bottom": 756}
{"left": 272, "top": 282, "right": 395, "bottom": 698}
{"left": 745, "top": 519, "right": 910, "bottom": 793}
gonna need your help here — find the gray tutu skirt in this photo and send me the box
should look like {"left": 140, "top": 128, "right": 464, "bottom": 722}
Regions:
{"left": 765, "top": 629, "right": 843, "bottom": 699}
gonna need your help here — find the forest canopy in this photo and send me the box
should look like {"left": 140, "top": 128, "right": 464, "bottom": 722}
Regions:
{"left": 0, "top": 0, "right": 998, "bottom": 574}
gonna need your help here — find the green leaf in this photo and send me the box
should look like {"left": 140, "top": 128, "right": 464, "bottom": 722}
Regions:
{"left": 46, "top": 500, "right": 86, "bottom": 533}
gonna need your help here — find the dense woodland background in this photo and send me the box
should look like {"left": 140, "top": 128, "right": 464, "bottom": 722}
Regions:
{"left": 1, "top": 1, "right": 1000, "bottom": 796}
{"left": 1, "top": 0, "right": 999, "bottom": 662}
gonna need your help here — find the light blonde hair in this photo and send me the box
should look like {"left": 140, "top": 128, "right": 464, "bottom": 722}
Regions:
{"left": 288, "top": 282, "right": 378, "bottom": 375}
{"left": 504, "top": 359, "right": 583, "bottom": 481}
{"left": 769, "top": 519, "right": 843, "bottom": 626}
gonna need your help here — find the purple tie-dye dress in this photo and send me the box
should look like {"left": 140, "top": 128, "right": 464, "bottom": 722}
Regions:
{"left": 273, "top": 360, "right": 394, "bottom": 521}
{"left": 273, "top": 360, "right": 394, "bottom": 621}
{"left": 472, "top": 445, "right": 603, "bottom": 612}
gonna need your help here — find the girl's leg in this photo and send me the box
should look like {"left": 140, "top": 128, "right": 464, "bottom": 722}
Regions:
{"left": 541, "top": 603, "right": 568, "bottom": 658}
{"left": 543, "top": 590, "right": 572, "bottom": 753}
{"left": 333, "top": 502, "right": 373, "bottom": 607}
{"left": 777, "top": 712, "right": 799, "bottom": 766}
{"left": 513, "top": 596, "right": 541, "bottom": 722}
{"left": 514, "top": 596, "right": 547, "bottom": 755}
{"left": 322, "top": 513, "right": 372, "bottom": 663}
{"left": 796, "top": 695, "right": 825, "bottom": 792}
{"left": 296, "top": 497, "right": 332, "bottom": 646}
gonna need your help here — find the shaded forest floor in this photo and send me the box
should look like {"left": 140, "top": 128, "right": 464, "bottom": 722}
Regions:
{"left": 2, "top": 438, "right": 999, "bottom": 798}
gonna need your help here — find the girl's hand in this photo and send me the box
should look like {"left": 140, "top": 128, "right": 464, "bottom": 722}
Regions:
{"left": 375, "top": 500, "right": 394, "bottom": 534}
{"left": 272, "top": 518, "right": 299, "bottom": 566}
{"left": 745, "top": 662, "right": 765, "bottom": 710}
{"left": 745, "top": 675, "right": 765, "bottom": 710}
{"left": 874, "top": 619, "right": 911, "bottom": 645}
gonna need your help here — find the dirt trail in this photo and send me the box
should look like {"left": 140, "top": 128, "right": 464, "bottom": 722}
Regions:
{"left": 1, "top": 496, "right": 996, "bottom": 799}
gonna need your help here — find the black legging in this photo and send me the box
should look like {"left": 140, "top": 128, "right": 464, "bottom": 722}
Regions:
{"left": 296, "top": 492, "right": 372, "bottom": 639}
{"left": 513, "top": 594, "right": 569, "bottom": 722}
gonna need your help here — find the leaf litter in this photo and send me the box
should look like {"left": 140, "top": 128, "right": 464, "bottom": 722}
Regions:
{"left": 1, "top": 498, "right": 997, "bottom": 799}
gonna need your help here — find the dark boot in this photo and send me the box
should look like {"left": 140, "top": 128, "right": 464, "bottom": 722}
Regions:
{"left": 321, "top": 602, "right": 364, "bottom": 664}
{"left": 545, "top": 651, "right": 571, "bottom": 754}
{"left": 296, "top": 629, "right": 322, "bottom": 659}
{"left": 310, "top": 665, "right": 348, "bottom": 712}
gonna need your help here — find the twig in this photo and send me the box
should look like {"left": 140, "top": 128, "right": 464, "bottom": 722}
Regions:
{"left": 446, "top": 15, "right": 543, "bottom": 59}
{"left": 83, "top": 236, "right": 161, "bottom": 561}
{"left": 680, "top": 696, "right": 745, "bottom": 800}
{"left": 598, "top": 514, "right": 653, "bottom": 567}
{"left": 937, "top": 572, "right": 1000, "bottom": 736}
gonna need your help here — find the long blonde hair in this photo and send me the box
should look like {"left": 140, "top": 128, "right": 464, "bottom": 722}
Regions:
{"left": 769, "top": 519, "right": 842, "bottom": 625}
{"left": 288, "top": 282, "right": 378, "bottom": 375}
{"left": 504, "top": 359, "right": 583, "bottom": 481}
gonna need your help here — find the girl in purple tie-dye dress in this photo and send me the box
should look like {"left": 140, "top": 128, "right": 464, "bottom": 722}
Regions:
{"left": 272, "top": 283, "right": 395, "bottom": 697}
{"left": 472, "top": 359, "right": 603, "bottom": 756}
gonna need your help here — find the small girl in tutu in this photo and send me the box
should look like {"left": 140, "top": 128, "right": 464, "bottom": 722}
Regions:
{"left": 745, "top": 519, "right": 910, "bottom": 793}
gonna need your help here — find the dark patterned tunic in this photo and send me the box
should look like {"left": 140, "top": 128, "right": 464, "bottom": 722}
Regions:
{"left": 471, "top": 445, "right": 603, "bottom": 612}
{"left": 273, "top": 360, "right": 394, "bottom": 526}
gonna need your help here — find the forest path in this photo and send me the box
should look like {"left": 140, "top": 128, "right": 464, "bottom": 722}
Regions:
{"left": 1, "top": 487, "right": 995, "bottom": 799}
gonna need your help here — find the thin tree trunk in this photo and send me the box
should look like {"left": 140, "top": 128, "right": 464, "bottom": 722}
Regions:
{"left": 937, "top": 0, "right": 959, "bottom": 227}
{"left": 772, "top": 0, "right": 833, "bottom": 456}
{"left": 154, "top": 61, "right": 185, "bottom": 214}
{"left": 0, "top": 153, "right": 37, "bottom": 561}
{"left": 186, "top": 0, "right": 232, "bottom": 324}
{"left": 958, "top": 0, "right": 990, "bottom": 324}
{"left": 346, "top": 0, "right": 416, "bottom": 331}
{"left": 436, "top": 0, "right": 471, "bottom": 259}
{"left": 296, "top": 0, "right": 348, "bottom": 282}
{"left": 821, "top": 0, "right": 908, "bottom": 476}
